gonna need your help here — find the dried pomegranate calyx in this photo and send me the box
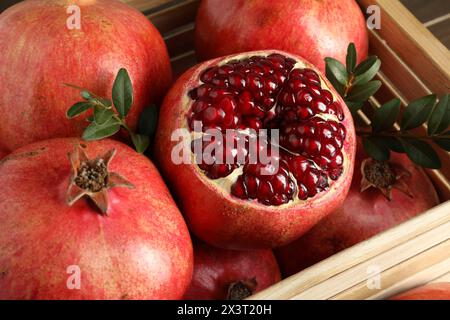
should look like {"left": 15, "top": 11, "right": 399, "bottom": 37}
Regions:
{"left": 360, "top": 158, "right": 413, "bottom": 200}
{"left": 226, "top": 278, "right": 258, "bottom": 300}
{"left": 66, "top": 146, "right": 135, "bottom": 215}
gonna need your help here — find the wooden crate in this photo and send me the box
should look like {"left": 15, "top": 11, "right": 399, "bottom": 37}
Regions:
{"left": 121, "top": 0, "right": 450, "bottom": 300}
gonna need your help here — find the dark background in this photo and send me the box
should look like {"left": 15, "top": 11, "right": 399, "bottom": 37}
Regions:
{"left": 0, "top": 0, "right": 449, "bottom": 49}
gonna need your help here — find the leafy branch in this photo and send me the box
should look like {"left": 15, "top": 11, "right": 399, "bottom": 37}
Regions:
{"left": 325, "top": 43, "right": 450, "bottom": 169}
{"left": 65, "top": 68, "right": 158, "bottom": 154}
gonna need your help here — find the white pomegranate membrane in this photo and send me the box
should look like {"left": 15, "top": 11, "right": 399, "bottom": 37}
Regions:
{"left": 185, "top": 53, "right": 347, "bottom": 206}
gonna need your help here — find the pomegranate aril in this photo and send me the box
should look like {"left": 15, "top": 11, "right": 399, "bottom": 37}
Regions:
{"left": 228, "top": 72, "right": 246, "bottom": 90}
{"left": 217, "top": 64, "right": 234, "bottom": 75}
{"left": 231, "top": 178, "right": 247, "bottom": 198}
{"left": 211, "top": 75, "right": 229, "bottom": 87}
{"left": 200, "top": 67, "right": 218, "bottom": 83}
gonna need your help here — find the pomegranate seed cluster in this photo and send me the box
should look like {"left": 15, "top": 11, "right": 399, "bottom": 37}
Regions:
{"left": 187, "top": 54, "right": 346, "bottom": 206}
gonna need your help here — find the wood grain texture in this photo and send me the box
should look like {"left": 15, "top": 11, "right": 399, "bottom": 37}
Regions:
{"left": 400, "top": 0, "right": 450, "bottom": 23}
{"left": 249, "top": 202, "right": 450, "bottom": 300}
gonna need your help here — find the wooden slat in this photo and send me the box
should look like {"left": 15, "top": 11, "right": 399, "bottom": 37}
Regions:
{"left": 330, "top": 240, "right": 450, "bottom": 300}
{"left": 369, "top": 29, "right": 432, "bottom": 101}
{"left": 400, "top": 0, "right": 450, "bottom": 23}
{"left": 358, "top": 0, "right": 450, "bottom": 95}
{"left": 171, "top": 51, "right": 197, "bottom": 78}
{"left": 428, "top": 17, "right": 450, "bottom": 49}
{"left": 148, "top": 0, "right": 200, "bottom": 35}
{"left": 164, "top": 23, "right": 195, "bottom": 57}
{"left": 367, "top": 258, "right": 450, "bottom": 299}
{"left": 121, "top": 0, "right": 173, "bottom": 13}
{"left": 249, "top": 202, "right": 450, "bottom": 300}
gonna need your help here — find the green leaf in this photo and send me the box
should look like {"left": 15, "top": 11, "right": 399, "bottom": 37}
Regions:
{"left": 346, "top": 43, "right": 357, "bottom": 74}
{"left": 324, "top": 58, "right": 349, "bottom": 86}
{"left": 434, "top": 131, "right": 450, "bottom": 151}
{"left": 363, "top": 137, "right": 390, "bottom": 161}
{"left": 82, "top": 117, "right": 121, "bottom": 141}
{"left": 86, "top": 115, "right": 94, "bottom": 122}
{"left": 428, "top": 94, "right": 450, "bottom": 135}
{"left": 385, "top": 137, "right": 405, "bottom": 153}
{"left": 352, "top": 59, "right": 381, "bottom": 86}
{"left": 401, "top": 138, "right": 441, "bottom": 169}
{"left": 345, "top": 100, "right": 364, "bottom": 114}
{"left": 371, "top": 99, "right": 401, "bottom": 132}
{"left": 67, "top": 102, "right": 92, "bottom": 118}
{"left": 354, "top": 56, "right": 379, "bottom": 76}
{"left": 325, "top": 64, "right": 346, "bottom": 97}
{"left": 93, "top": 106, "right": 114, "bottom": 125}
{"left": 138, "top": 106, "right": 159, "bottom": 138}
{"left": 131, "top": 134, "right": 150, "bottom": 154}
{"left": 112, "top": 68, "right": 133, "bottom": 118}
{"left": 347, "top": 80, "right": 382, "bottom": 102}
{"left": 401, "top": 94, "right": 437, "bottom": 131}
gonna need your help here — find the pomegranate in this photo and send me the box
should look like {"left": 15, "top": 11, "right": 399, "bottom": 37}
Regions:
{"left": 390, "top": 283, "right": 450, "bottom": 300}
{"left": 276, "top": 141, "right": 439, "bottom": 276}
{"left": 0, "top": 0, "right": 172, "bottom": 153}
{"left": 0, "top": 138, "right": 193, "bottom": 299}
{"left": 184, "top": 239, "right": 280, "bottom": 300}
{"left": 195, "top": 0, "right": 368, "bottom": 72}
{"left": 0, "top": 149, "right": 7, "bottom": 160}
{"left": 154, "top": 50, "right": 356, "bottom": 249}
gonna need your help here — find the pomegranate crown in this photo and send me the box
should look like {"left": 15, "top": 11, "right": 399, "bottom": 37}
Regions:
{"left": 66, "top": 145, "right": 135, "bottom": 215}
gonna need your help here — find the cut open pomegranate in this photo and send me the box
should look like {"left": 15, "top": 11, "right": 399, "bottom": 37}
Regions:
{"left": 155, "top": 50, "right": 356, "bottom": 249}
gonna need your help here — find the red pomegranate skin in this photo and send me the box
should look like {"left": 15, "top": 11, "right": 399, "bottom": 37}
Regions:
{"left": 0, "top": 0, "right": 172, "bottom": 152}
{"left": 195, "top": 0, "right": 368, "bottom": 72}
{"left": 184, "top": 240, "right": 280, "bottom": 300}
{"left": 275, "top": 145, "right": 439, "bottom": 277}
{"left": 0, "top": 138, "right": 193, "bottom": 299}
{"left": 390, "top": 283, "right": 450, "bottom": 300}
{"left": 0, "top": 149, "right": 7, "bottom": 160}
{"left": 154, "top": 50, "right": 356, "bottom": 250}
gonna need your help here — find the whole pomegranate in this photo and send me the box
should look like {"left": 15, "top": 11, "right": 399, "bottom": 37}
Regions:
{"left": 195, "top": 0, "right": 368, "bottom": 72}
{"left": 390, "top": 283, "right": 450, "bottom": 300}
{"left": 184, "top": 239, "right": 280, "bottom": 300}
{"left": 276, "top": 141, "right": 439, "bottom": 276}
{"left": 154, "top": 50, "right": 356, "bottom": 249}
{"left": 0, "top": 138, "right": 193, "bottom": 299}
{"left": 0, "top": 0, "right": 172, "bottom": 152}
{"left": 0, "top": 149, "right": 7, "bottom": 160}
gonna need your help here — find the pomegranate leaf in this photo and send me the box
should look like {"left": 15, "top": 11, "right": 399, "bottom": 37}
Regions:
{"left": 384, "top": 137, "right": 405, "bottom": 153}
{"left": 363, "top": 137, "right": 390, "bottom": 161}
{"left": 401, "top": 95, "right": 437, "bottom": 131}
{"left": 138, "top": 105, "right": 159, "bottom": 141}
{"left": 434, "top": 134, "right": 450, "bottom": 151}
{"left": 372, "top": 99, "right": 401, "bottom": 132}
{"left": 82, "top": 117, "right": 121, "bottom": 141}
{"left": 354, "top": 56, "right": 379, "bottom": 76}
{"left": 67, "top": 102, "right": 93, "bottom": 119}
{"left": 347, "top": 80, "right": 382, "bottom": 103}
{"left": 401, "top": 138, "right": 441, "bottom": 169}
{"left": 324, "top": 57, "right": 348, "bottom": 86}
{"left": 93, "top": 106, "right": 114, "bottom": 125}
{"left": 352, "top": 59, "right": 381, "bottom": 86}
{"left": 112, "top": 68, "right": 133, "bottom": 118}
{"left": 345, "top": 100, "right": 364, "bottom": 115}
{"left": 131, "top": 134, "right": 150, "bottom": 154}
{"left": 428, "top": 94, "right": 450, "bottom": 135}
{"left": 346, "top": 43, "right": 357, "bottom": 74}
